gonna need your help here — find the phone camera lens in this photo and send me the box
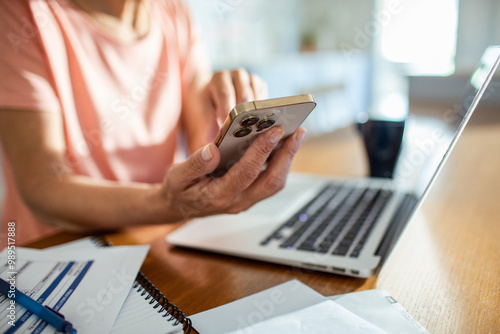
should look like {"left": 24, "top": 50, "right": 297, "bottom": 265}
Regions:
{"left": 240, "top": 116, "right": 259, "bottom": 127}
{"left": 256, "top": 119, "right": 275, "bottom": 131}
{"left": 234, "top": 127, "right": 252, "bottom": 137}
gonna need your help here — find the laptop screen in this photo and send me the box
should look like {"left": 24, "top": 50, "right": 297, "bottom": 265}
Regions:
{"left": 395, "top": 45, "right": 500, "bottom": 200}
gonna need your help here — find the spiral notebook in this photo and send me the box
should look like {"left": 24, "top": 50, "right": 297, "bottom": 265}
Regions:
{"left": 45, "top": 236, "right": 193, "bottom": 334}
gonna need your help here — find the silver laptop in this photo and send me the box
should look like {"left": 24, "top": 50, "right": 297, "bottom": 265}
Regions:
{"left": 168, "top": 46, "right": 500, "bottom": 278}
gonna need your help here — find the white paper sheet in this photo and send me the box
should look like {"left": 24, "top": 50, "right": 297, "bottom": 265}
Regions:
{"left": 44, "top": 237, "right": 184, "bottom": 334}
{"left": 330, "top": 289, "right": 429, "bottom": 334}
{"left": 0, "top": 245, "right": 148, "bottom": 334}
{"left": 225, "top": 300, "right": 386, "bottom": 334}
{"left": 190, "top": 280, "right": 387, "bottom": 334}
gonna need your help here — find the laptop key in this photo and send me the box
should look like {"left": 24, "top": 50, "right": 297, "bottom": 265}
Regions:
{"left": 349, "top": 190, "right": 393, "bottom": 258}
{"left": 331, "top": 190, "right": 379, "bottom": 255}
{"left": 332, "top": 243, "right": 350, "bottom": 256}
{"left": 262, "top": 182, "right": 393, "bottom": 259}
{"left": 311, "top": 188, "right": 366, "bottom": 252}
{"left": 292, "top": 187, "right": 356, "bottom": 251}
{"left": 279, "top": 185, "right": 346, "bottom": 249}
{"left": 260, "top": 185, "right": 338, "bottom": 246}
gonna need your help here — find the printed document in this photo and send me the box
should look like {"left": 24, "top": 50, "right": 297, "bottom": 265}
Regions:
{"left": 0, "top": 245, "right": 148, "bottom": 334}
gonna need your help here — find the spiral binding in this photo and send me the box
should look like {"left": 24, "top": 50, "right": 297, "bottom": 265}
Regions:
{"left": 90, "top": 235, "right": 193, "bottom": 333}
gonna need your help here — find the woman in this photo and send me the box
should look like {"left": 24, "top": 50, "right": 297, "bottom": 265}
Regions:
{"left": 0, "top": 0, "right": 306, "bottom": 247}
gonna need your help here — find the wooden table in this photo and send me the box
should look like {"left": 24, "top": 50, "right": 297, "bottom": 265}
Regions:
{"left": 29, "top": 103, "right": 500, "bottom": 333}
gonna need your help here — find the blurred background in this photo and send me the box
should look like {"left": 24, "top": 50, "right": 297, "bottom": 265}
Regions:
{"left": 1, "top": 0, "right": 499, "bottom": 209}
{"left": 185, "top": 0, "right": 500, "bottom": 133}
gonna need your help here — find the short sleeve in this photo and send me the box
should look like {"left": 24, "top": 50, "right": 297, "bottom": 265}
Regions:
{"left": 0, "top": 1, "right": 61, "bottom": 113}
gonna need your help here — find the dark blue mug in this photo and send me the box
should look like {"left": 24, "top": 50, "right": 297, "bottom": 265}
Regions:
{"left": 357, "top": 119, "right": 406, "bottom": 178}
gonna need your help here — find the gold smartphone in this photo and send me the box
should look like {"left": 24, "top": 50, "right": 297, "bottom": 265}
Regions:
{"left": 211, "top": 94, "right": 316, "bottom": 176}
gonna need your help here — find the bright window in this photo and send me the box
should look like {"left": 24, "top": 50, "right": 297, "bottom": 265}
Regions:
{"left": 380, "top": 0, "right": 459, "bottom": 76}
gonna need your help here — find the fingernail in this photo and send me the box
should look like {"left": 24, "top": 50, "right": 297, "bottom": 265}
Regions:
{"left": 201, "top": 144, "right": 213, "bottom": 162}
{"left": 294, "top": 128, "right": 307, "bottom": 144}
{"left": 269, "top": 128, "right": 284, "bottom": 144}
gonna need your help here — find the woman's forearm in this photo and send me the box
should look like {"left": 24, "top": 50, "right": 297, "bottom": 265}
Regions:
{"left": 0, "top": 110, "right": 172, "bottom": 233}
{"left": 22, "top": 174, "right": 171, "bottom": 233}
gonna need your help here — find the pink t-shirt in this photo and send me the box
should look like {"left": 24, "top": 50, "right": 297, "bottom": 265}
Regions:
{"left": 0, "top": 0, "right": 208, "bottom": 246}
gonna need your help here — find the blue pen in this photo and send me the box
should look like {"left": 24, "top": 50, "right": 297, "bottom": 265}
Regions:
{"left": 0, "top": 277, "right": 77, "bottom": 334}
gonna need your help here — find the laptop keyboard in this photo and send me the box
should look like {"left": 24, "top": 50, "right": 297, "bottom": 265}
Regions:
{"left": 260, "top": 183, "right": 392, "bottom": 258}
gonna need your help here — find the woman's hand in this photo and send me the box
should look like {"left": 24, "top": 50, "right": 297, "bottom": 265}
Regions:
{"left": 206, "top": 68, "right": 268, "bottom": 126}
{"left": 181, "top": 68, "right": 268, "bottom": 154}
{"left": 157, "top": 126, "right": 306, "bottom": 221}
